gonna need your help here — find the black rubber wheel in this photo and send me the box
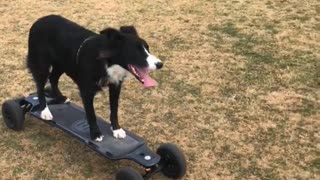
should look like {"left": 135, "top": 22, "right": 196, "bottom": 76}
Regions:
{"left": 1, "top": 100, "right": 25, "bottom": 131}
{"left": 157, "top": 143, "right": 187, "bottom": 179}
{"left": 115, "top": 167, "right": 143, "bottom": 180}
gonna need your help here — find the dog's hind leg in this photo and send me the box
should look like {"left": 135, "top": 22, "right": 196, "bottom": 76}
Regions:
{"left": 48, "top": 66, "right": 70, "bottom": 103}
{"left": 27, "top": 51, "right": 53, "bottom": 120}
{"left": 33, "top": 67, "right": 53, "bottom": 120}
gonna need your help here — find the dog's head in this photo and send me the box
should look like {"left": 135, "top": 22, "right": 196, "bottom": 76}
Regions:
{"left": 99, "top": 26, "right": 163, "bottom": 88}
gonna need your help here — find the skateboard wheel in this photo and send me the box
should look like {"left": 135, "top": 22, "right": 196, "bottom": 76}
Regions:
{"left": 2, "top": 99, "right": 25, "bottom": 131}
{"left": 157, "top": 143, "right": 187, "bottom": 178}
{"left": 115, "top": 167, "right": 143, "bottom": 180}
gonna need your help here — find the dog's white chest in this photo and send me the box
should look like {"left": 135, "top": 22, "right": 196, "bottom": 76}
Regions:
{"left": 106, "top": 65, "right": 131, "bottom": 84}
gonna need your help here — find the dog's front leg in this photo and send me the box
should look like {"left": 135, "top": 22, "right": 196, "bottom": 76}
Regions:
{"left": 109, "top": 82, "right": 126, "bottom": 138}
{"left": 80, "top": 90, "right": 104, "bottom": 141}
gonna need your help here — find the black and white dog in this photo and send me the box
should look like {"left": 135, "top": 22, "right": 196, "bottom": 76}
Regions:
{"left": 27, "top": 15, "right": 163, "bottom": 141}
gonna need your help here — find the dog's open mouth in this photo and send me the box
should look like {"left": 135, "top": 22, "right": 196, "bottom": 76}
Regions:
{"left": 128, "top": 64, "right": 157, "bottom": 88}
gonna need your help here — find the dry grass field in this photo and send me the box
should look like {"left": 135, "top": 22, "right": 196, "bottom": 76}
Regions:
{"left": 0, "top": 0, "right": 319, "bottom": 179}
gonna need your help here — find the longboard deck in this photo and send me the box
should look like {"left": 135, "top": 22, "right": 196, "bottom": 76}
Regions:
{"left": 24, "top": 95, "right": 160, "bottom": 166}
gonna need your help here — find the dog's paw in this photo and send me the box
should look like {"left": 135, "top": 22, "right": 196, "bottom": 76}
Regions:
{"left": 94, "top": 135, "right": 104, "bottom": 142}
{"left": 40, "top": 107, "right": 53, "bottom": 120}
{"left": 58, "top": 96, "right": 70, "bottom": 104}
{"left": 112, "top": 128, "right": 126, "bottom": 139}
{"left": 64, "top": 98, "right": 71, "bottom": 103}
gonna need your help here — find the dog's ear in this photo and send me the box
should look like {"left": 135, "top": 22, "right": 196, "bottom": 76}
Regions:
{"left": 120, "top": 26, "right": 139, "bottom": 36}
{"left": 100, "top": 28, "right": 122, "bottom": 41}
{"left": 99, "top": 28, "right": 122, "bottom": 60}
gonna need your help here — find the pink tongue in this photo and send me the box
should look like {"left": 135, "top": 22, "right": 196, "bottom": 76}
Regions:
{"left": 143, "top": 75, "right": 157, "bottom": 88}
{"left": 136, "top": 68, "right": 157, "bottom": 88}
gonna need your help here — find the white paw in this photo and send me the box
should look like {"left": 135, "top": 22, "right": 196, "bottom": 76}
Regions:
{"left": 64, "top": 98, "right": 71, "bottom": 103}
{"left": 40, "top": 106, "right": 53, "bottom": 120}
{"left": 94, "top": 135, "right": 104, "bottom": 142}
{"left": 112, "top": 128, "right": 126, "bottom": 139}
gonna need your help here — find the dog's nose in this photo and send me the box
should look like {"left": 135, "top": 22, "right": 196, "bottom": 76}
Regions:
{"left": 155, "top": 62, "right": 163, "bottom": 69}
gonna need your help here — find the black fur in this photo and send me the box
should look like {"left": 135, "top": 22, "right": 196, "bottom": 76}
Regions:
{"left": 27, "top": 15, "right": 155, "bottom": 140}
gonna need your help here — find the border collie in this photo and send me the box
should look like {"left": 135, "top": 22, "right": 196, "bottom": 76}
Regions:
{"left": 27, "top": 15, "right": 163, "bottom": 141}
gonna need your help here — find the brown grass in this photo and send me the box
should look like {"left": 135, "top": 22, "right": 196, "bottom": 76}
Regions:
{"left": 0, "top": 0, "right": 319, "bottom": 179}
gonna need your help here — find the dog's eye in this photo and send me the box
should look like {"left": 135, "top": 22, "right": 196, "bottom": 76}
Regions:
{"left": 140, "top": 43, "right": 149, "bottom": 52}
{"left": 137, "top": 44, "right": 144, "bottom": 51}
{"left": 144, "top": 45, "right": 150, "bottom": 52}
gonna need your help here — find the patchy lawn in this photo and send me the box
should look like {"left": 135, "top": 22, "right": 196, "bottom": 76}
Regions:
{"left": 0, "top": 0, "right": 319, "bottom": 179}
